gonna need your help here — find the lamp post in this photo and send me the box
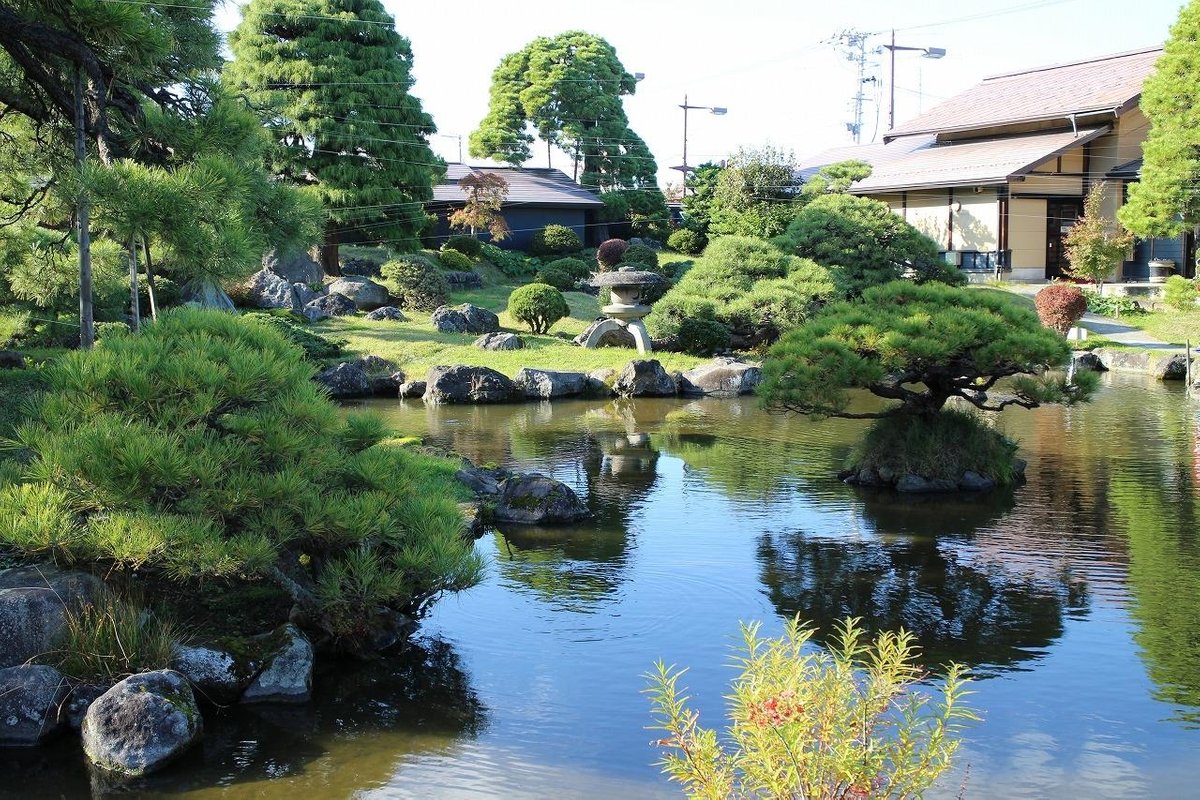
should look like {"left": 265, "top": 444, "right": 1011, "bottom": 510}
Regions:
{"left": 672, "top": 95, "right": 727, "bottom": 190}
{"left": 881, "top": 30, "right": 945, "bottom": 131}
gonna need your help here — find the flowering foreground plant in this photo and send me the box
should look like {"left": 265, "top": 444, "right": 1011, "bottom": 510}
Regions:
{"left": 646, "top": 617, "right": 977, "bottom": 799}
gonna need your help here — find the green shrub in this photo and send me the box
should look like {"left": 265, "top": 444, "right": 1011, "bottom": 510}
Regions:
{"left": 442, "top": 235, "right": 483, "bottom": 260}
{"left": 647, "top": 617, "right": 975, "bottom": 799}
{"left": 138, "top": 276, "right": 181, "bottom": 315}
{"left": 533, "top": 267, "right": 575, "bottom": 291}
{"left": 620, "top": 243, "right": 659, "bottom": 271}
{"left": 647, "top": 237, "right": 834, "bottom": 342}
{"left": 778, "top": 194, "right": 960, "bottom": 298}
{"left": 546, "top": 257, "right": 591, "bottom": 280}
{"left": 676, "top": 317, "right": 731, "bottom": 356}
{"left": 530, "top": 224, "right": 582, "bottom": 256}
{"left": 508, "top": 282, "right": 570, "bottom": 334}
{"left": 1, "top": 309, "right": 482, "bottom": 649}
{"left": 1163, "top": 275, "right": 1198, "bottom": 311}
{"left": 381, "top": 256, "right": 450, "bottom": 312}
{"left": 667, "top": 228, "right": 707, "bottom": 255}
{"left": 438, "top": 249, "right": 474, "bottom": 271}
{"left": 480, "top": 242, "right": 529, "bottom": 277}
{"left": 1034, "top": 284, "right": 1088, "bottom": 334}
{"left": 1082, "top": 288, "right": 1145, "bottom": 318}
{"left": 242, "top": 311, "right": 345, "bottom": 360}
{"left": 850, "top": 409, "right": 1021, "bottom": 484}
{"left": 596, "top": 238, "right": 629, "bottom": 268}
{"left": 94, "top": 321, "right": 132, "bottom": 341}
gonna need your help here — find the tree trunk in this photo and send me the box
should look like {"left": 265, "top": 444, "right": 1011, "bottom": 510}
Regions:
{"left": 321, "top": 225, "right": 341, "bottom": 276}
{"left": 74, "top": 70, "right": 94, "bottom": 349}
{"left": 142, "top": 237, "right": 159, "bottom": 321}
{"left": 128, "top": 235, "right": 140, "bottom": 333}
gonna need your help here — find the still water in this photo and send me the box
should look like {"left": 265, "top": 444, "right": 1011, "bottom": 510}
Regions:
{"left": 10, "top": 374, "right": 1200, "bottom": 798}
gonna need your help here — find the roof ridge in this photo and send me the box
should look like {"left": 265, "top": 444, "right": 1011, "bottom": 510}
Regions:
{"left": 983, "top": 45, "right": 1163, "bottom": 82}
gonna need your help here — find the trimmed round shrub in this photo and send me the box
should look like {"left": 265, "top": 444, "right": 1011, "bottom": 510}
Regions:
{"left": 546, "top": 257, "right": 591, "bottom": 280}
{"left": 597, "top": 238, "right": 629, "bottom": 268}
{"left": 480, "top": 242, "right": 529, "bottom": 278}
{"left": 1034, "top": 284, "right": 1088, "bottom": 335}
{"left": 677, "top": 317, "right": 731, "bottom": 356}
{"left": 508, "top": 282, "right": 570, "bottom": 334}
{"left": 533, "top": 268, "right": 575, "bottom": 291}
{"left": 530, "top": 224, "right": 582, "bottom": 256}
{"left": 438, "top": 249, "right": 474, "bottom": 271}
{"left": 667, "top": 228, "right": 707, "bottom": 255}
{"left": 442, "top": 235, "right": 483, "bottom": 260}
{"left": 621, "top": 243, "right": 659, "bottom": 271}
{"left": 381, "top": 256, "right": 450, "bottom": 312}
{"left": 94, "top": 321, "right": 132, "bottom": 341}
{"left": 1163, "top": 275, "right": 1198, "bottom": 311}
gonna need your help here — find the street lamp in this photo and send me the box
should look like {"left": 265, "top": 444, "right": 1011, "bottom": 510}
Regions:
{"left": 672, "top": 94, "right": 727, "bottom": 187}
{"left": 881, "top": 30, "right": 945, "bottom": 131}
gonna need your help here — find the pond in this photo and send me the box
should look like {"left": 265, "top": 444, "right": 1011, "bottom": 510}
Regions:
{"left": 9, "top": 374, "right": 1200, "bottom": 798}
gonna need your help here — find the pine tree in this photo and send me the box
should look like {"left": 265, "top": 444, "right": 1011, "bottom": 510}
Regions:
{"left": 226, "top": 0, "right": 442, "bottom": 272}
{"left": 1119, "top": 1, "right": 1200, "bottom": 237}
{"left": 469, "top": 31, "right": 658, "bottom": 192}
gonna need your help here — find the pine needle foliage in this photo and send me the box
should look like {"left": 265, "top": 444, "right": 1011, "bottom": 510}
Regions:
{"left": 1, "top": 308, "right": 482, "bottom": 649}
{"left": 760, "top": 282, "right": 1089, "bottom": 419}
{"left": 646, "top": 617, "right": 977, "bottom": 800}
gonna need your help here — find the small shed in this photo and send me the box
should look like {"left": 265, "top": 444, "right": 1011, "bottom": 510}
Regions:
{"left": 426, "top": 164, "right": 605, "bottom": 251}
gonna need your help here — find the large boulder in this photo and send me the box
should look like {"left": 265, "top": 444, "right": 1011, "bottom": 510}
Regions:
{"left": 0, "top": 350, "right": 26, "bottom": 369}
{"left": 327, "top": 277, "right": 390, "bottom": 311}
{"left": 0, "top": 566, "right": 103, "bottom": 668}
{"left": 431, "top": 304, "right": 500, "bottom": 335}
{"left": 302, "top": 292, "right": 357, "bottom": 321}
{"left": 313, "top": 361, "right": 371, "bottom": 399}
{"left": 494, "top": 473, "right": 590, "bottom": 525}
{"left": 341, "top": 257, "right": 382, "bottom": 277}
{"left": 0, "top": 665, "right": 69, "bottom": 746}
{"left": 358, "top": 355, "right": 404, "bottom": 396}
{"left": 573, "top": 318, "right": 636, "bottom": 349}
{"left": 366, "top": 306, "right": 408, "bottom": 322}
{"left": 241, "top": 624, "right": 313, "bottom": 704}
{"left": 172, "top": 643, "right": 258, "bottom": 706}
{"left": 246, "top": 268, "right": 300, "bottom": 312}
{"left": 443, "top": 270, "right": 483, "bottom": 289}
{"left": 474, "top": 332, "right": 524, "bottom": 351}
{"left": 514, "top": 368, "right": 587, "bottom": 400}
{"left": 81, "top": 670, "right": 202, "bottom": 776}
{"left": 423, "top": 365, "right": 516, "bottom": 404}
{"left": 264, "top": 247, "right": 323, "bottom": 285}
{"left": 613, "top": 359, "right": 677, "bottom": 397}
{"left": 398, "top": 380, "right": 426, "bottom": 399}
{"left": 679, "top": 358, "right": 762, "bottom": 398}
{"left": 293, "top": 282, "right": 323, "bottom": 308}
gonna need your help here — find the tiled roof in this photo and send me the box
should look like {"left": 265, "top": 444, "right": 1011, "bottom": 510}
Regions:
{"left": 432, "top": 164, "right": 603, "bottom": 207}
{"left": 795, "top": 136, "right": 934, "bottom": 182}
{"left": 842, "top": 126, "right": 1110, "bottom": 193}
{"left": 1107, "top": 157, "right": 1143, "bottom": 180}
{"left": 885, "top": 47, "right": 1162, "bottom": 140}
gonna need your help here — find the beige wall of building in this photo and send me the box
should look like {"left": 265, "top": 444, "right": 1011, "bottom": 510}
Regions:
{"left": 952, "top": 190, "right": 999, "bottom": 251}
{"left": 1009, "top": 196, "right": 1047, "bottom": 279}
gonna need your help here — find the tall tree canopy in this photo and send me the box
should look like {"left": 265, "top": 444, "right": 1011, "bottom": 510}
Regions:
{"left": 226, "top": 0, "right": 442, "bottom": 269}
{"left": 469, "top": 31, "right": 658, "bottom": 192}
{"left": 1119, "top": 1, "right": 1200, "bottom": 238}
{"left": 708, "top": 145, "right": 800, "bottom": 239}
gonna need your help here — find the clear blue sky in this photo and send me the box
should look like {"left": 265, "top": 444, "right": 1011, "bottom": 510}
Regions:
{"left": 215, "top": 0, "right": 1185, "bottom": 189}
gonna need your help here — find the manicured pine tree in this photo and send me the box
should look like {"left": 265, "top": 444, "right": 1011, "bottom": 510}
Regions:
{"left": 226, "top": 0, "right": 442, "bottom": 273}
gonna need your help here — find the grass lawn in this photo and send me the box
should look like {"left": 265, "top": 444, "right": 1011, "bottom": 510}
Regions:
{"left": 314, "top": 283, "right": 707, "bottom": 378}
{"left": 1126, "top": 307, "right": 1200, "bottom": 346}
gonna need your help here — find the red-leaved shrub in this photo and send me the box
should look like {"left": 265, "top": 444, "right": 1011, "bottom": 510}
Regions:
{"left": 597, "top": 238, "right": 629, "bottom": 269}
{"left": 1034, "top": 284, "right": 1088, "bottom": 335}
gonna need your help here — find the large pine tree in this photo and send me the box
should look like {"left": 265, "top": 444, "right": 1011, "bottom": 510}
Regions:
{"left": 226, "top": 0, "right": 442, "bottom": 272}
{"left": 469, "top": 31, "right": 658, "bottom": 192}
{"left": 1119, "top": 1, "right": 1200, "bottom": 238}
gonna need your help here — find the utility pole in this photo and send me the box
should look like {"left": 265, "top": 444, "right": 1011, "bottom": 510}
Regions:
{"left": 829, "top": 29, "right": 873, "bottom": 143}
{"left": 74, "top": 70, "right": 94, "bottom": 349}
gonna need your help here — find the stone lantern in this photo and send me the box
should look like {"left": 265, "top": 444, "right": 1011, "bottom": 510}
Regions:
{"left": 582, "top": 268, "right": 665, "bottom": 354}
